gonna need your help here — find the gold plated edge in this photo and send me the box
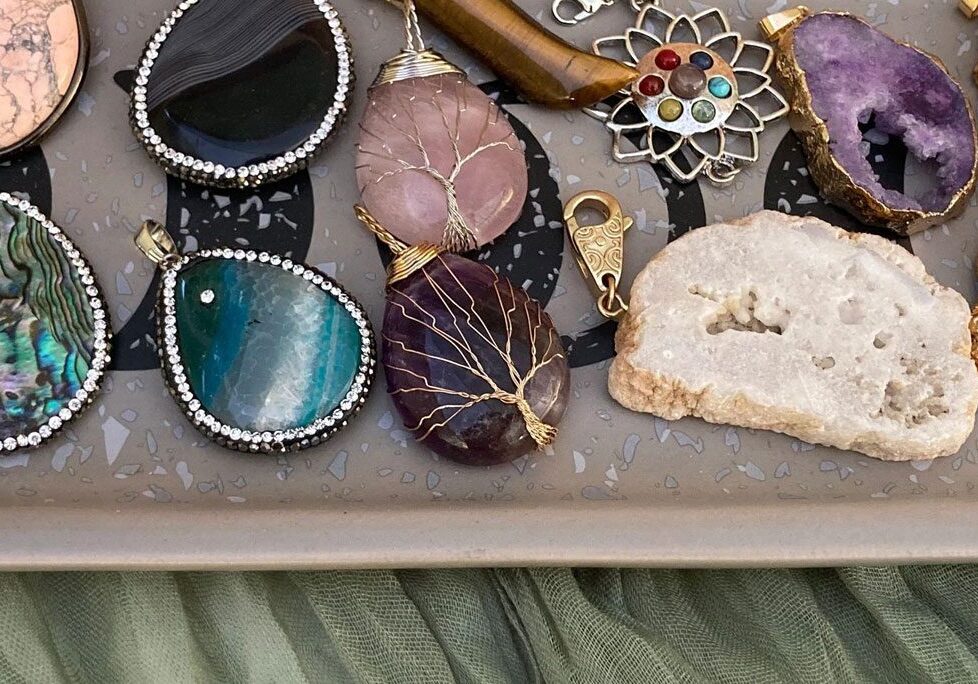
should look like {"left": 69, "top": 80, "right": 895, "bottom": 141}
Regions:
{"left": 0, "top": 0, "right": 91, "bottom": 158}
{"left": 768, "top": 10, "right": 978, "bottom": 235}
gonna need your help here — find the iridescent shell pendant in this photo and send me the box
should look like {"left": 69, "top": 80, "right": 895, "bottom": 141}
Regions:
{"left": 0, "top": 193, "right": 110, "bottom": 452}
{"left": 135, "top": 221, "right": 375, "bottom": 453}
{"left": 355, "top": 206, "right": 569, "bottom": 467}
{"left": 129, "top": 0, "right": 353, "bottom": 188}
{"left": 586, "top": 1, "right": 789, "bottom": 185}
{"left": 0, "top": 0, "right": 89, "bottom": 156}
{"left": 355, "top": 0, "right": 528, "bottom": 252}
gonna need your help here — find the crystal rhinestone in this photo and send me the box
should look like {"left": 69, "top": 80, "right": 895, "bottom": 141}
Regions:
{"left": 655, "top": 49, "right": 681, "bottom": 71}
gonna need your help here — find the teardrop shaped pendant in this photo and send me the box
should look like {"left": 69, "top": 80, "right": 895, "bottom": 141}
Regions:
{"left": 356, "top": 206, "right": 569, "bottom": 467}
{"left": 135, "top": 221, "right": 375, "bottom": 453}
{"left": 0, "top": 0, "right": 89, "bottom": 156}
{"left": 355, "top": 0, "right": 528, "bottom": 252}
{"left": 130, "top": 0, "right": 352, "bottom": 188}
{"left": 0, "top": 193, "right": 110, "bottom": 452}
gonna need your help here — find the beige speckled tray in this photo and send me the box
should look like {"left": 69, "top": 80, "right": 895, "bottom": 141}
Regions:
{"left": 2, "top": 0, "right": 977, "bottom": 570}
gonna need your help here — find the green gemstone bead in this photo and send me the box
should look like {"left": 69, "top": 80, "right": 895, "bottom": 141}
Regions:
{"left": 692, "top": 100, "right": 717, "bottom": 123}
{"left": 708, "top": 77, "right": 732, "bottom": 99}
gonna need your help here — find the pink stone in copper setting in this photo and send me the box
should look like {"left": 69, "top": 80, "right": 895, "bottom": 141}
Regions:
{"left": 356, "top": 73, "right": 528, "bottom": 253}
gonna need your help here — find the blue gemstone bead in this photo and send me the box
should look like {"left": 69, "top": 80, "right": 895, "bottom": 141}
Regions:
{"left": 175, "top": 258, "right": 364, "bottom": 433}
{"left": 690, "top": 51, "right": 714, "bottom": 70}
{"left": 708, "top": 76, "right": 732, "bottom": 98}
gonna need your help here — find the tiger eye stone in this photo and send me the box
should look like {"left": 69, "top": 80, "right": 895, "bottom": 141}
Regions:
{"left": 0, "top": 0, "right": 84, "bottom": 154}
{"left": 382, "top": 254, "right": 569, "bottom": 466}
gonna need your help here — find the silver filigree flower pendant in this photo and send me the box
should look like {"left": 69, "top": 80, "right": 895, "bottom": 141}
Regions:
{"left": 585, "top": 0, "right": 789, "bottom": 185}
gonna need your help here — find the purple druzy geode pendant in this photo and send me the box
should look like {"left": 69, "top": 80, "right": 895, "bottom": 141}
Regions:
{"left": 382, "top": 253, "right": 569, "bottom": 466}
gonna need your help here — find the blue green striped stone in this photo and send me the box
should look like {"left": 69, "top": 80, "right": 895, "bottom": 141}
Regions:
{"left": 174, "top": 258, "right": 361, "bottom": 433}
{"left": 0, "top": 202, "right": 96, "bottom": 440}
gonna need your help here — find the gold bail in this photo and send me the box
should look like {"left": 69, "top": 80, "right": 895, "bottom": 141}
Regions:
{"left": 759, "top": 6, "right": 811, "bottom": 42}
{"left": 135, "top": 220, "right": 179, "bottom": 266}
{"left": 961, "top": 0, "right": 978, "bottom": 19}
{"left": 563, "top": 190, "right": 632, "bottom": 321}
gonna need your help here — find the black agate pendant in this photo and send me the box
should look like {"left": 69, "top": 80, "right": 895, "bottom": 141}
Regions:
{"left": 129, "top": 0, "right": 353, "bottom": 188}
{"left": 135, "top": 221, "right": 375, "bottom": 453}
{"left": 356, "top": 206, "right": 570, "bottom": 467}
{"left": 0, "top": 193, "right": 110, "bottom": 452}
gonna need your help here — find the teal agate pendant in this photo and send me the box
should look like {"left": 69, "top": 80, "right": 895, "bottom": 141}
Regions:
{"left": 0, "top": 193, "right": 110, "bottom": 452}
{"left": 136, "top": 221, "right": 375, "bottom": 453}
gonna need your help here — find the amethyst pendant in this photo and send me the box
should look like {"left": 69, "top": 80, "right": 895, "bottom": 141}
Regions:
{"left": 382, "top": 253, "right": 569, "bottom": 466}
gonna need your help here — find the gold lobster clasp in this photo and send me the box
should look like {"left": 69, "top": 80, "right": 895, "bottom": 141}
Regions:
{"left": 552, "top": 0, "right": 614, "bottom": 25}
{"left": 563, "top": 190, "right": 633, "bottom": 320}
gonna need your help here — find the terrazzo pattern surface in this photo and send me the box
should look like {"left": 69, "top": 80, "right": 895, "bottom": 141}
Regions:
{"left": 0, "top": 0, "right": 977, "bottom": 563}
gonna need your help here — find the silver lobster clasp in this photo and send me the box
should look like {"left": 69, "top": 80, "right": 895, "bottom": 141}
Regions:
{"left": 552, "top": 0, "right": 614, "bottom": 25}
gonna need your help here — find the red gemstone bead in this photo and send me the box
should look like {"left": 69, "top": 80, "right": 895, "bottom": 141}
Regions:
{"left": 638, "top": 74, "right": 665, "bottom": 97}
{"left": 655, "top": 49, "right": 681, "bottom": 71}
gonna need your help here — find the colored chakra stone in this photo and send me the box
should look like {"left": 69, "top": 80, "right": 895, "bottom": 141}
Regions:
{"left": 658, "top": 98, "right": 683, "bottom": 122}
{"left": 692, "top": 100, "right": 716, "bottom": 123}
{"left": 655, "top": 49, "right": 681, "bottom": 71}
{"left": 669, "top": 63, "right": 707, "bottom": 100}
{"left": 0, "top": 0, "right": 86, "bottom": 155}
{"left": 0, "top": 196, "right": 108, "bottom": 448}
{"left": 172, "top": 258, "right": 368, "bottom": 436}
{"left": 383, "top": 254, "right": 570, "bottom": 466}
{"left": 638, "top": 74, "right": 665, "bottom": 97}
{"left": 690, "top": 51, "right": 714, "bottom": 70}
{"left": 134, "top": 0, "right": 351, "bottom": 187}
{"left": 708, "top": 76, "right": 732, "bottom": 99}
{"left": 356, "top": 73, "right": 527, "bottom": 253}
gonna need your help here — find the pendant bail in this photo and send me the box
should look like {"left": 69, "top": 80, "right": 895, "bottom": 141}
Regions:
{"left": 759, "top": 6, "right": 810, "bottom": 42}
{"left": 563, "top": 190, "right": 632, "bottom": 321}
{"left": 135, "top": 220, "right": 180, "bottom": 267}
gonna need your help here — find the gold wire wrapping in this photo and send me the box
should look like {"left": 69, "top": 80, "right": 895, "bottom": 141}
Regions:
{"left": 353, "top": 204, "right": 558, "bottom": 450}
{"left": 374, "top": 50, "right": 462, "bottom": 87}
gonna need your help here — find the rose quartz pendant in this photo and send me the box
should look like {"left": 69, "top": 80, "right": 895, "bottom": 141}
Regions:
{"left": 356, "top": 52, "right": 528, "bottom": 252}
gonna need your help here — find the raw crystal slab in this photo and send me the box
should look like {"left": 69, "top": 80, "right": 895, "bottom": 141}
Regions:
{"left": 0, "top": 0, "right": 84, "bottom": 154}
{"left": 173, "top": 258, "right": 364, "bottom": 434}
{"left": 0, "top": 195, "right": 108, "bottom": 448}
{"left": 133, "top": 0, "right": 351, "bottom": 187}
{"left": 356, "top": 74, "right": 528, "bottom": 252}
{"left": 775, "top": 11, "right": 977, "bottom": 233}
{"left": 382, "top": 254, "right": 569, "bottom": 466}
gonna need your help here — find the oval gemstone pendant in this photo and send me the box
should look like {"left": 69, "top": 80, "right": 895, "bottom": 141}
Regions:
{"left": 355, "top": 8, "right": 527, "bottom": 252}
{"left": 0, "top": 193, "right": 110, "bottom": 451}
{"left": 130, "top": 0, "right": 352, "bottom": 188}
{"left": 136, "top": 221, "right": 375, "bottom": 453}
{"left": 356, "top": 206, "right": 569, "bottom": 467}
{"left": 0, "top": 0, "right": 88, "bottom": 156}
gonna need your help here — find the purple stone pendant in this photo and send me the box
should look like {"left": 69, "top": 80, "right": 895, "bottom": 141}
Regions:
{"left": 355, "top": 206, "right": 570, "bottom": 467}
{"left": 355, "top": 0, "right": 528, "bottom": 252}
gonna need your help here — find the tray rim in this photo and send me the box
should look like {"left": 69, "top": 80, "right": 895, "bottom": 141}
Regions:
{"left": 3, "top": 497, "right": 976, "bottom": 570}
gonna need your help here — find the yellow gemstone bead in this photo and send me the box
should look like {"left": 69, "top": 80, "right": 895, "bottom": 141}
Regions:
{"left": 658, "top": 98, "right": 683, "bottom": 122}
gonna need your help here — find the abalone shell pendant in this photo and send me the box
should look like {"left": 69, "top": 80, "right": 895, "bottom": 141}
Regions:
{"left": 129, "top": 0, "right": 352, "bottom": 188}
{"left": 0, "top": 0, "right": 88, "bottom": 156}
{"left": 136, "top": 221, "right": 375, "bottom": 453}
{"left": 355, "top": 10, "right": 528, "bottom": 252}
{"left": 356, "top": 206, "right": 569, "bottom": 467}
{"left": 0, "top": 193, "right": 110, "bottom": 452}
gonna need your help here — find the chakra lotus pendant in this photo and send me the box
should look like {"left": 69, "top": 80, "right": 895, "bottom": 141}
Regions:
{"left": 0, "top": 0, "right": 89, "bottom": 156}
{"left": 129, "top": 0, "right": 352, "bottom": 188}
{"left": 587, "top": 0, "right": 789, "bottom": 185}
{"left": 761, "top": 8, "right": 978, "bottom": 235}
{"left": 356, "top": 206, "right": 569, "bottom": 467}
{"left": 0, "top": 193, "right": 110, "bottom": 452}
{"left": 135, "top": 221, "right": 375, "bottom": 453}
{"left": 355, "top": 1, "right": 528, "bottom": 252}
